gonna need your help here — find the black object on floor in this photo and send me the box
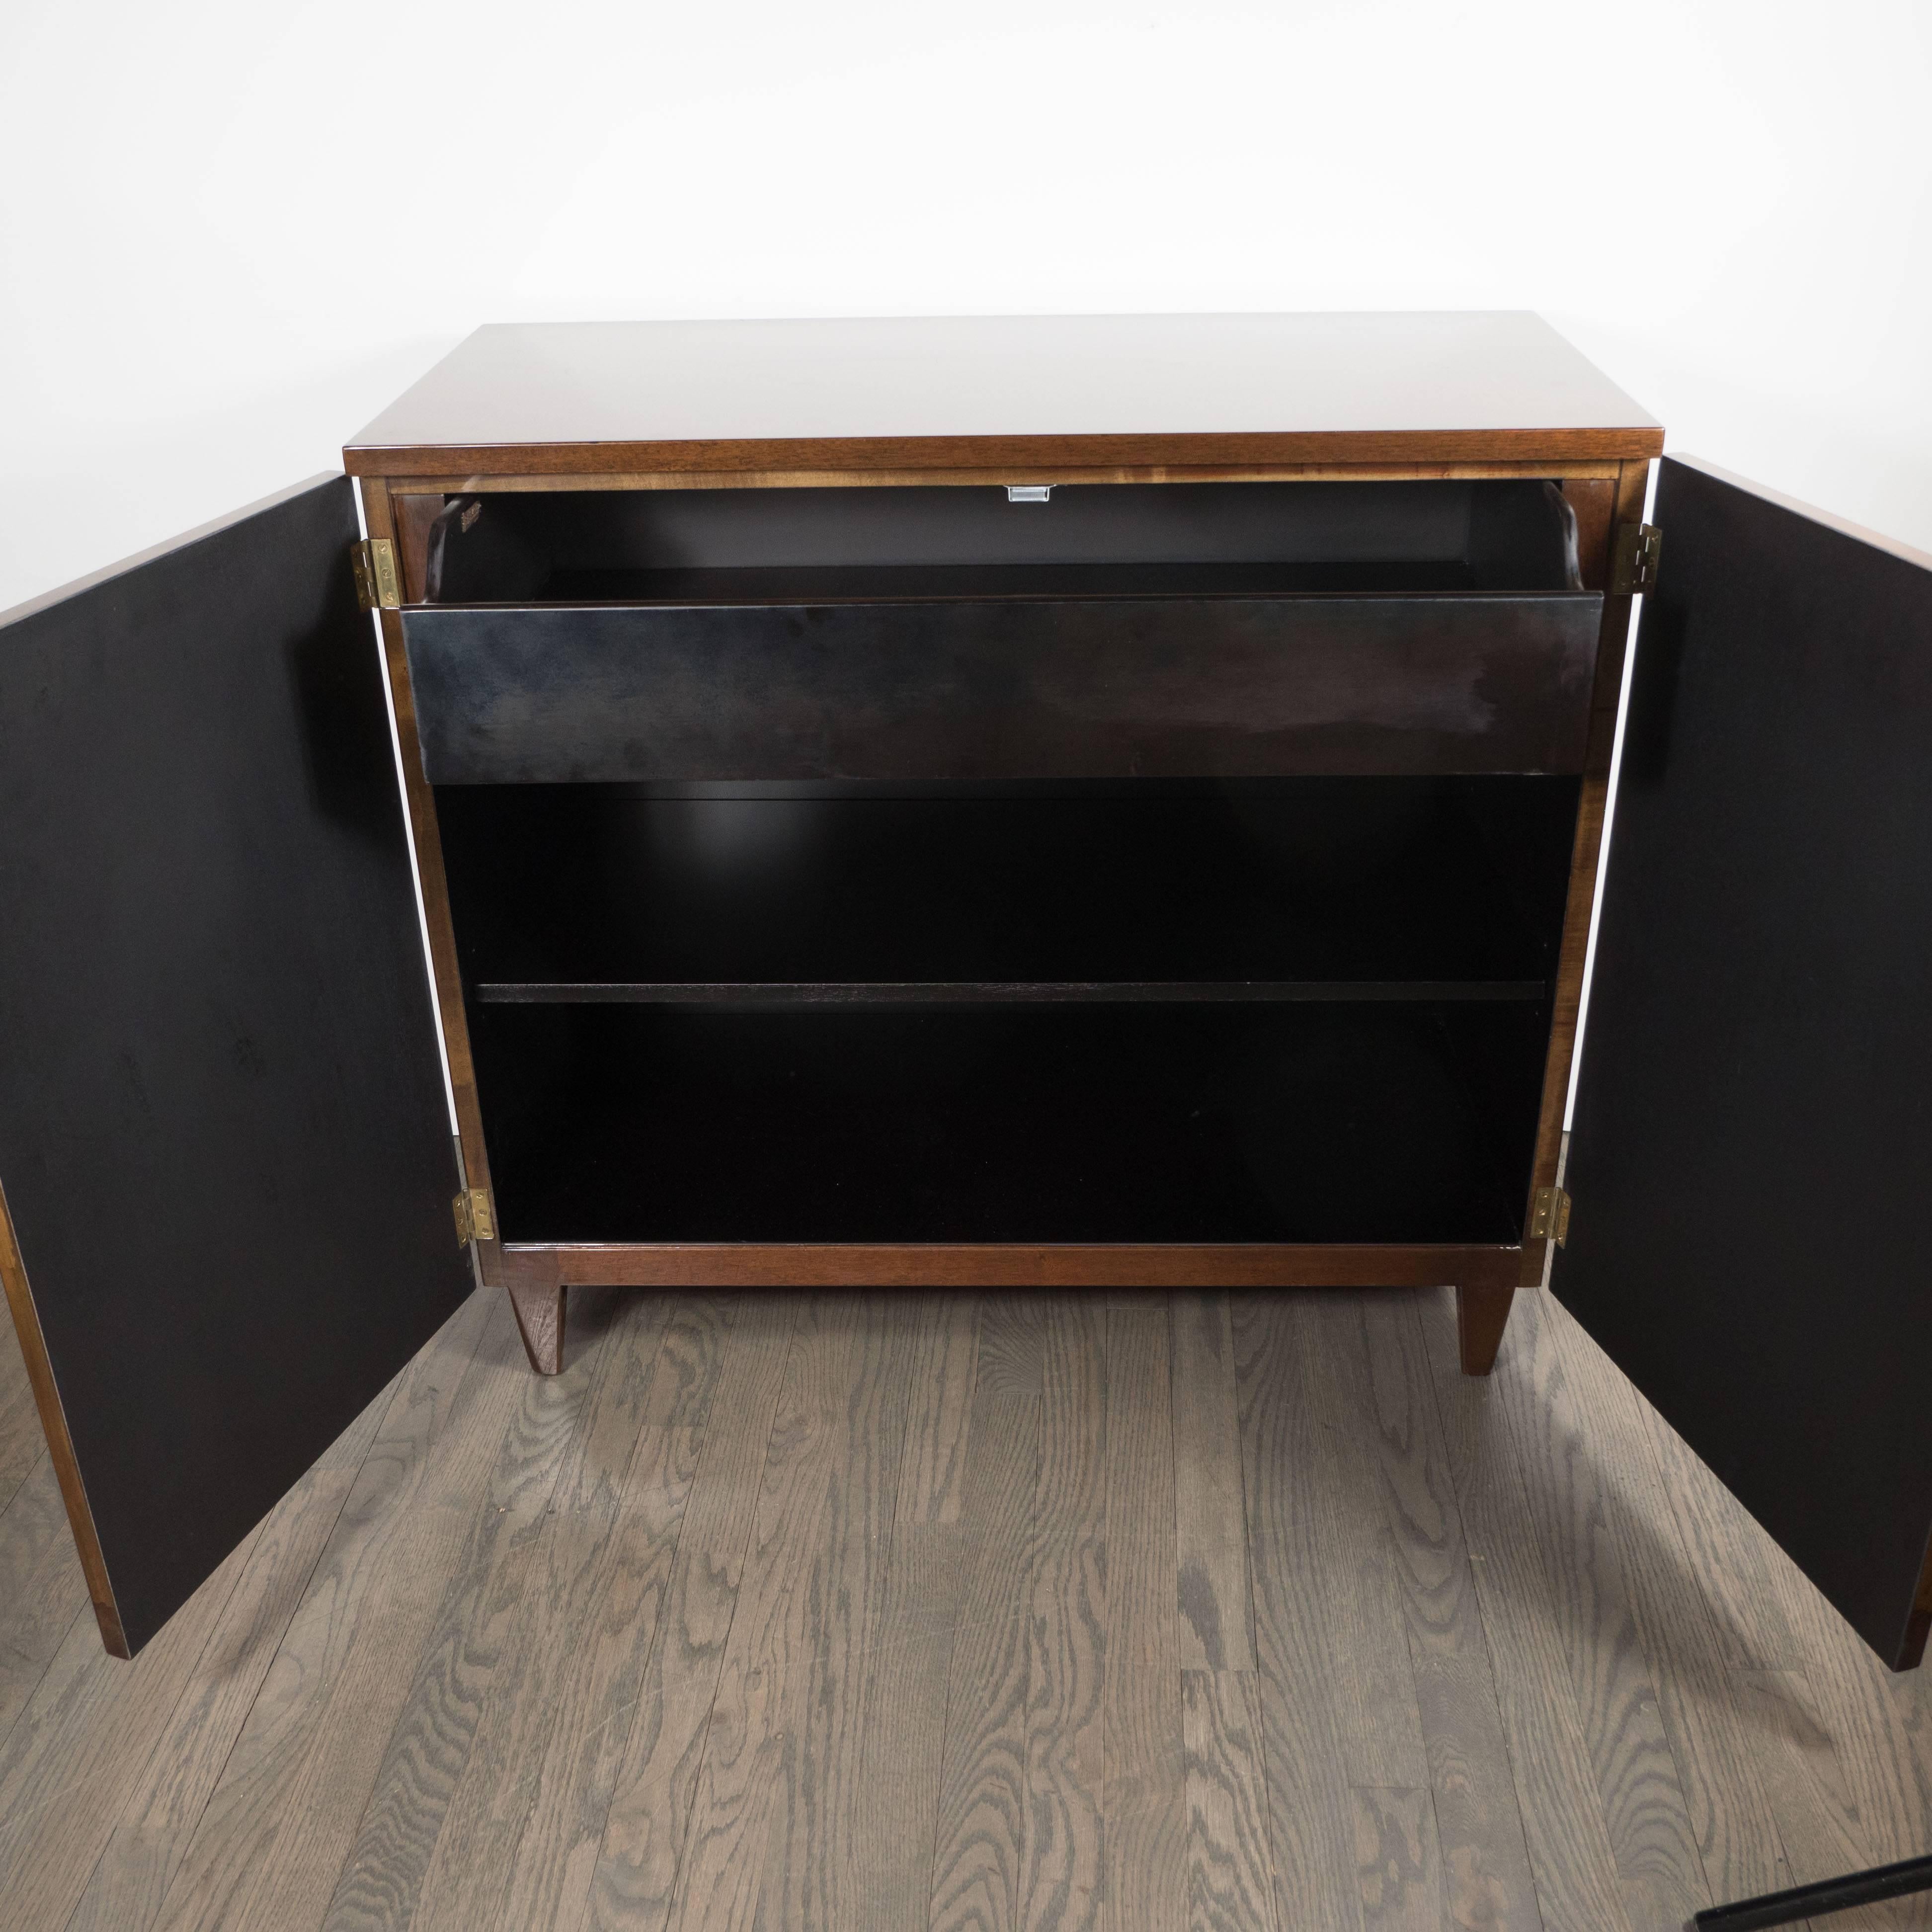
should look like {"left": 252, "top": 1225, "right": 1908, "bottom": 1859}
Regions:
{"left": 1692, "top": 1851, "right": 1932, "bottom": 1929}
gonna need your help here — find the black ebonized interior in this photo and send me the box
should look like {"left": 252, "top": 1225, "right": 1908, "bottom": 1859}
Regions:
{"left": 424, "top": 479, "right": 1584, "bottom": 603}
{"left": 443, "top": 776, "right": 1574, "bottom": 1245}
{"left": 471, "top": 1001, "right": 1551, "bottom": 1245}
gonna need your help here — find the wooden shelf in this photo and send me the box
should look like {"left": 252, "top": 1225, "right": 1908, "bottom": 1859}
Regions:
{"left": 439, "top": 778, "right": 1579, "bottom": 991}
{"left": 473, "top": 978, "right": 1548, "bottom": 1006}
{"left": 472, "top": 1000, "right": 1548, "bottom": 1246}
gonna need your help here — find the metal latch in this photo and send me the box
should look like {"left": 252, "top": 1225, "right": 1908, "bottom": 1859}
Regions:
{"left": 453, "top": 1188, "right": 496, "bottom": 1245}
{"left": 1006, "top": 485, "right": 1052, "bottom": 504}
{"left": 1610, "top": 522, "right": 1663, "bottom": 597}
{"left": 352, "top": 537, "right": 402, "bottom": 610}
{"left": 1529, "top": 1185, "right": 1572, "bottom": 1246}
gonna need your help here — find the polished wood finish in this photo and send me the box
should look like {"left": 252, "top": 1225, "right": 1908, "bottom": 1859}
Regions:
{"left": 1517, "top": 455, "right": 1651, "bottom": 1284}
{"left": 360, "top": 479, "right": 503, "bottom": 1288}
{"left": 392, "top": 490, "right": 443, "bottom": 605}
{"left": 1454, "top": 1279, "right": 1518, "bottom": 1376}
{"left": 0, "top": 1180, "right": 125, "bottom": 1658}
{"left": 384, "top": 458, "right": 1628, "bottom": 496}
{"left": 503, "top": 1240, "right": 1524, "bottom": 1292}
{"left": 352, "top": 323, "right": 1644, "bottom": 1368}
{"left": 343, "top": 314, "right": 1662, "bottom": 478}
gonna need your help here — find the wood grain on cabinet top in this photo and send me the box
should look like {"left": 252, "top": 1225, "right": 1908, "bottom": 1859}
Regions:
{"left": 343, "top": 312, "right": 1664, "bottom": 479}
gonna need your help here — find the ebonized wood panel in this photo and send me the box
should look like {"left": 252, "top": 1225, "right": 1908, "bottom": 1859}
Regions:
{"left": 402, "top": 593, "right": 1601, "bottom": 785}
{"left": 0, "top": 477, "right": 472, "bottom": 1655}
{"left": 435, "top": 780, "right": 1579, "bottom": 991}
{"left": 1558, "top": 455, "right": 1932, "bottom": 1670}
{"left": 423, "top": 478, "right": 1581, "bottom": 600}
{"left": 469, "top": 1001, "right": 1550, "bottom": 1246}
{"left": 471, "top": 979, "right": 1547, "bottom": 1006}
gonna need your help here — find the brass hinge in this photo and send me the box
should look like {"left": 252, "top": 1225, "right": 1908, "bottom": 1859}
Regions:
{"left": 1529, "top": 1184, "right": 1572, "bottom": 1246}
{"left": 352, "top": 537, "right": 401, "bottom": 610}
{"left": 453, "top": 1188, "right": 496, "bottom": 1245}
{"left": 1611, "top": 522, "right": 1663, "bottom": 596}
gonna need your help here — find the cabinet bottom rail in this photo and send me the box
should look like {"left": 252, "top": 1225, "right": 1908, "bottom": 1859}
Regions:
{"left": 495, "top": 1239, "right": 1525, "bottom": 1290}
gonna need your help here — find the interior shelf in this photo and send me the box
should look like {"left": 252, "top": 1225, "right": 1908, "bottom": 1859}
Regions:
{"left": 472, "top": 977, "right": 1548, "bottom": 1005}
{"left": 438, "top": 778, "right": 1579, "bottom": 991}
{"left": 473, "top": 1000, "right": 1549, "bottom": 1245}
{"left": 422, "top": 478, "right": 1585, "bottom": 604}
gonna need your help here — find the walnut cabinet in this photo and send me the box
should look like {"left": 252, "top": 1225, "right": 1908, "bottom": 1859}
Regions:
{"left": 3, "top": 314, "right": 1929, "bottom": 1670}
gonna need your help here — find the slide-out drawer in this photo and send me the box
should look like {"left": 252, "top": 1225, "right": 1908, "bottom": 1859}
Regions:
{"left": 401, "top": 593, "right": 1603, "bottom": 785}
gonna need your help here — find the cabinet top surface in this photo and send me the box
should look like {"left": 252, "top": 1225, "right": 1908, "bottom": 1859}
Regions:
{"left": 343, "top": 312, "right": 1662, "bottom": 478}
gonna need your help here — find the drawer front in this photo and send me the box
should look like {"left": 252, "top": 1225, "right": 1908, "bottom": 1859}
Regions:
{"left": 402, "top": 594, "right": 1602, "bottom": 785}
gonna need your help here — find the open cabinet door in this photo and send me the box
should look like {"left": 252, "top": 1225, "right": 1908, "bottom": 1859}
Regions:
{"left": 0, "top": 477, "right": 475, "bottom": 1657}
{"left": 1557, "top": 455, "right": 1932, "bottom": 1670}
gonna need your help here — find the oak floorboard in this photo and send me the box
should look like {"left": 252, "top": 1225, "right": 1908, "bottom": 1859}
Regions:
{"left": 147, "top": 1287, "right": 517, "bottom": 1932}
{"left": 1170, "top": 1292, "right": 1255, "bottom": 1675}
{"left": 0, "top": 1307, "right": 44, "bottom": 1516}
{"left": 404, "top": 1291, "right": 693, "bottom": 1932}
{"left": 1417, "top": 1287, "right": 1634, "bottom": 1932}
{"left": 1485, "top": 1289, "right": 1706, "bottom": 1931}
{"left": 898, "top": 1293, "right": 983, "bottom": 1528}
{"left": 1733, "top": 1641, "right": 1932, "bottom": 1930}
{"left": 1542, "top": 1293, "right": 1797, "bottom": 1910}
{"left": 760, "top": 1297, "right": 916, "bottom": 1932}
{"left": 1306, "top": 1296, "right": 1432, "bottom": 1795}
{"left": 1730, "top": 1666, "right": 1888, "bottom": 1928}
{"left": 1104, "top": 1307, "right": 1186, "bottom": 1932}
{"left": 1020, "top": 1294, "right": 1107, "bottom": 1932}
{"left": 1233, "top": 1293, "right": 1360, "bottom": 1932}
{"left": 0, "top": 1370, "right": 396, "bottom": 1932}
{"left": 322, "top": 1297, "right": 598, "bottom": 1931}
{"left": 1351, "top": 1785, "right": 1439, "bottom": 1932}
{"left": 844, "top": 1301, "right": 990, "bottom": 1930}
{"left": 582, "top": 1295, "right": 797, "bottom": 1932}
{"left": 0, "top": 1533, "right": 262, "bottom": 1929}
{"left": 659, "top": 1296, "right": 877, "bottom": 1932}
{"left": 11, "top": 1282, "right": 1932, "bottom": 1930}
{"left": 927, "top": 1300, "right": 1045, "bottom": 1932}
{"left": 0, "top": 1450, "right": 90, "bottom": 1747}
{"left": 1631, "top": 1390, "right": 1801, "bottom": 1674}
{"left": 640, "top": 1295, "right": 734, "bottom": 1435}
{"left": 1183, "top": 1669, "right": 1278, "bottom": 1932}
{"left": 1758, "top": 1544, "right": 1932, "bottom": 1888}
{"left": 61, "top": 1384, "right": 396, "bottom": 1932}
{"left": 1347, "top": 1293, "right": 1541, "bottom": 1932}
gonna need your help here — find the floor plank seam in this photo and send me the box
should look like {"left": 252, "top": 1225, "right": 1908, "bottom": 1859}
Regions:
{"left": 182, "top": 1380, "right": 419, "bottom": 1919}
{"left": 595, "top": 1301, "right": 804, "bottom": 1932}
{"left": 1407, "top": 1290, "right": 1559, "bottom": 1932}
{"left": 1546, "top": 1300, "right": 1746, "bottom": 1925}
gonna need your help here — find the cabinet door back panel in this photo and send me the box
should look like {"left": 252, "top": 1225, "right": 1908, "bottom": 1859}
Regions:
{"left": 0, "top": 477, "right": 474, "bottom": 1655}
{"left": 1558, "top": 456, "right": 1932, "bottom": 1669}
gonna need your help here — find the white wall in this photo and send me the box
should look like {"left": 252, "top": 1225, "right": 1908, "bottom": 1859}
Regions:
{"left": 3, "top": 0, "right": 1929, "bottom": 609}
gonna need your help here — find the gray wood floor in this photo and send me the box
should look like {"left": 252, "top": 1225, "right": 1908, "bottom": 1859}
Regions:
{"left": 1, "top": 1283, "right": 1929, "bottom": 1931}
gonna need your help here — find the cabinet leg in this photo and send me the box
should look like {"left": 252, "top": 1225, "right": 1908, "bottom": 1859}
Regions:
{"left": 1455, "top": 1282, "right": 1516, "bottom": 1376}
{"left": 507, "top": 1283, "right": 566, "bottom": 1375}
